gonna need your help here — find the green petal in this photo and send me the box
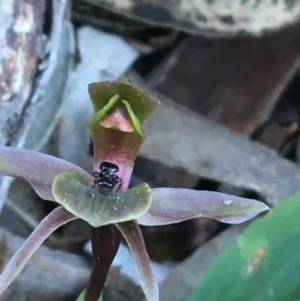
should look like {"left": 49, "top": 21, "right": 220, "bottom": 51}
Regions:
{"left": 88, "top": 81, "right": 159, "bottom": 125}
{"left": 52, "top": 172, "right": 152, "bottom": 227}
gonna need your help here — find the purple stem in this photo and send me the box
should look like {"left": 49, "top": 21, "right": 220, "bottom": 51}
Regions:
{"left": 0, "top": 206, "right": 77, "bottom": 296}
{"left": 84, "top": 225, "right": 122, "bottom": 301}
{"left": 117, "top": 220, "right": 159, "bottom": 301}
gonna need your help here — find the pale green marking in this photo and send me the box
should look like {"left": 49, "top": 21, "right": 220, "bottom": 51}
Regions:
{"left": 89, "top": 94, "right": 119, "bottom": 130}
{"left": 122, "top": 99, "right": 145, "bottom": 140}
{"left": 75, "top": 289, "right": 102, "bottom": 301}
{"left": 120, "top": 77, "right": 130, "bottom": 84}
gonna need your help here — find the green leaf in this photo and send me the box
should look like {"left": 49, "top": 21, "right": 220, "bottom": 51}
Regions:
{"left": 187, "top": 191, "right": 300, "bottom": 301}
{"left": 52, "top": 172, "right": 152, "bottom": 227}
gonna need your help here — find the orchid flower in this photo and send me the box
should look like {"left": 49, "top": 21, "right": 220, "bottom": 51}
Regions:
{"left": 0, "top": 81, "right": 269, "bottom": 301}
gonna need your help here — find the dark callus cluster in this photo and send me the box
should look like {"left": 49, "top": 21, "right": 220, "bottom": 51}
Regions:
{"left": 93, "top": 162, "right": 121, "bottom": 190}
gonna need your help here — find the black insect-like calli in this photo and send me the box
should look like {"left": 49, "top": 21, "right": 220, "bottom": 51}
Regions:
{"left": 93, "top": 161, "right": 121, "bottom": 190}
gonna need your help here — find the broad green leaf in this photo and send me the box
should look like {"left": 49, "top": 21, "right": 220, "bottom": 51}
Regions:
{"left": 138, "top": 188, "right": 269, "bottom": 226}
{"left": 0, "top": 146, "right": 92, "bottom": 201}
{"left": 187, "top": 191, "right": 300, "bottom": 301}
{"left": 52, "top": 172, "right": 152, "bottom": 227}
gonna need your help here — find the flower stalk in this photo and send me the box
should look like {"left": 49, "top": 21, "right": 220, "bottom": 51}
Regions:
{"left": 84, "top": 225, "right": 122, "bottom": 301}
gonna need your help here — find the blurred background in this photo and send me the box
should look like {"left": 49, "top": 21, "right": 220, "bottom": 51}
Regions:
{"left": 1, "top": 1, "right": 300, "bottom": 300}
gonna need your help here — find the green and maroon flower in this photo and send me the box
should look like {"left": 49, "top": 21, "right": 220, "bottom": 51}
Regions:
{"left": 0, "top": 81, "right": 269, "bottom": 301}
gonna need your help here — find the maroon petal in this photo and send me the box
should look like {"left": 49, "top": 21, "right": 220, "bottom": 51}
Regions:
{"left": 117, "top": 220, "right": 159, "bottom": 301}
{"left": 0, "top": 206, "right": 77, "bottom": 296}
{"left": 0, "top": 146, "right": 92, "bottom": 201}
{"left": 138, "top": 188, "right": 269, "bottom": 226}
